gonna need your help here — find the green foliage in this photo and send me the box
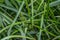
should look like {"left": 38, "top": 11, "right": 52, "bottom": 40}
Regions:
{"left": 0, "top": 0, "right": 60, "bottom": 40}
{"left": 0, "top": 0, "right": 4, "bottom": 3}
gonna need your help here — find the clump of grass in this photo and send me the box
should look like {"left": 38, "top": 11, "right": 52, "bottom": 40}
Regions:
{"left": 0, "top": 0, "right": 60, "bottom": 40}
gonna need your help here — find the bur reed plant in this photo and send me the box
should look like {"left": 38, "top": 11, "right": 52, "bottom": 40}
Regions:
{"left": 0, "top": 0, "right": 60, "bottom": 40}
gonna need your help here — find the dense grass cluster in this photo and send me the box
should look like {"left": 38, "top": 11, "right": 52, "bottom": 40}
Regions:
{"left": 0, "top": 0, "right": 60, "bottom": 40}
